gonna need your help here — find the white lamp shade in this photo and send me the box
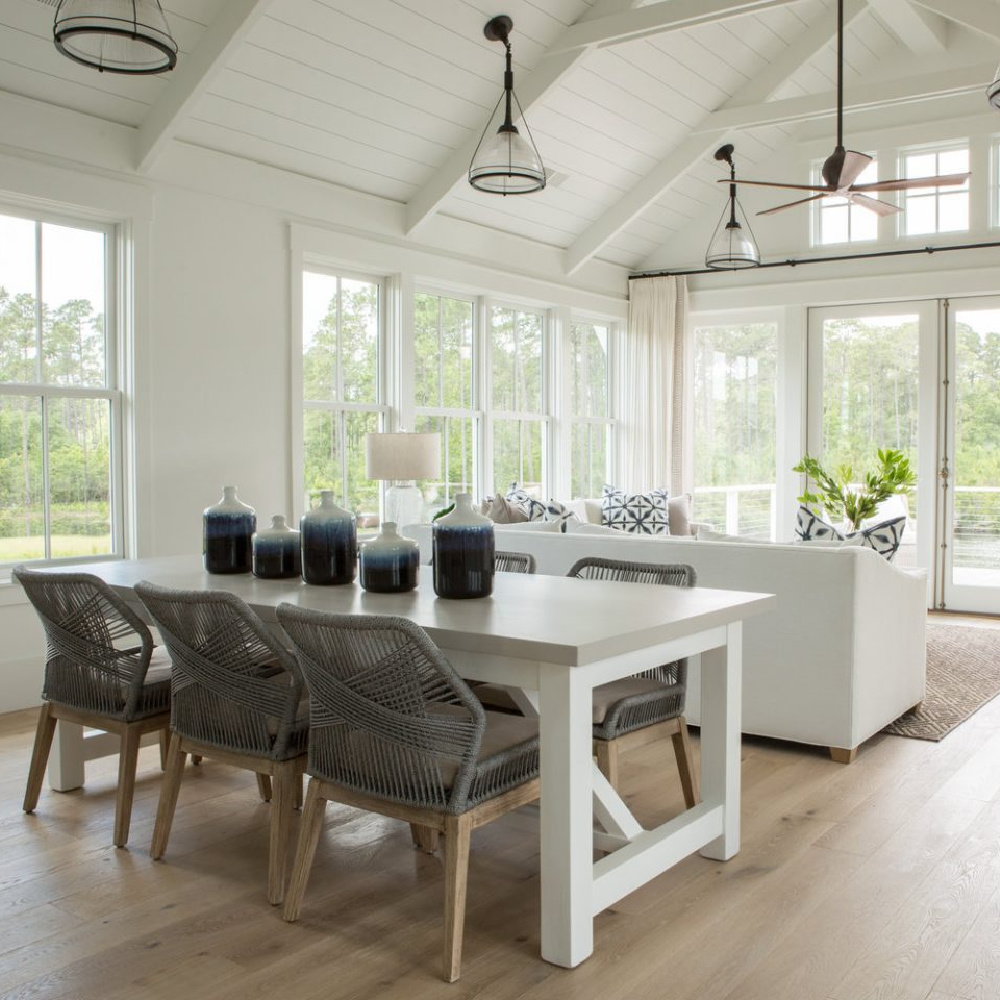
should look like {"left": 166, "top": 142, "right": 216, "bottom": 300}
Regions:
{"left": 366, "top": 432, "right": 441, "bottom": 480}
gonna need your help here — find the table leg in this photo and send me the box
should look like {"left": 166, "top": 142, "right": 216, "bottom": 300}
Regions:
{"left": 49, "top": 720, "right": 85, "bottom": 792}
{"left": 699, "top": 621, "right": 742, "bottom": 861}
{"left": 539, "top": 664, "right": 594, "bottom": 968}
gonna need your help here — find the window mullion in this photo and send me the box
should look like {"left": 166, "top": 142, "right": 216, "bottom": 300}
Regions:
{"left": 41, "top": 397, "right": 51, "bottom": 560}
{"left": 34, "top": 221, "right": 43, "bottom": 385}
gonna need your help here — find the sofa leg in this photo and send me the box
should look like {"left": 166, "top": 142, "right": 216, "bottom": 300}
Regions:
{"left": 829, "top": 746, "right": 857, "bottom": 764}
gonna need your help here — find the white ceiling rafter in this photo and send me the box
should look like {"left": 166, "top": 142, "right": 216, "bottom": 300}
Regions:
{"left": 563, "top": 0, "right": 868, "bottom": 275}
{"left": 402, "top": 0, "right": 806, "bottom": 236}
{"left": 135, "top": 0, "right": 273, "bottom": 173}
{"left": 867, "top": 0, "right": 947, "bottom": 53}
{"left": 908, "top": 0, "right": 1000, "bottom": 43}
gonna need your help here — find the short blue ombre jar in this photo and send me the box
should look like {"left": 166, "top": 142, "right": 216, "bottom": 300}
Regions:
{"left": 252, "top": 515, "right": 302, "bottom": 580}
{"left": 203, "top": 486, "right": 256, "bottom": 574}
{"left": 359, "top": 522, "right": 419, "bottom": 594}
{"left": 300, "top": 491, "right": 357, "bottom": 585}
{"left": 432, "top": 493, "right": 495, "bottom": 599}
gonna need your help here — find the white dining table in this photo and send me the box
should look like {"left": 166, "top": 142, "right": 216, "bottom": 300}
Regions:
{"left": 34, "top": 554, "right": 774, "bottom": 969}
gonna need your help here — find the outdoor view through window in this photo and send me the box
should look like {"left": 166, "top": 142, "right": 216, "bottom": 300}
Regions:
{"left": 0, "top": 212, "right": 117, "bottom": 566}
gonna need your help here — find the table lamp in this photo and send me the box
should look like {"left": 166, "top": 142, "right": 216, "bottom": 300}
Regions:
{"left": 365, "top": 431, "right": 441, "bottom": 528}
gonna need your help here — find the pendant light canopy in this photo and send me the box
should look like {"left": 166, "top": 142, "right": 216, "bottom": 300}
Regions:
{"left": 468, "top": 15, "right": 546, "bottom": 196}
{"left": 705, "top": 144, "right": 761, "bottom": 270}
{"left": 988, "top": 65, "right": 1000, "bottom": 110}
{"left": 53, "top": 0, "right": 178, "bottom": 75}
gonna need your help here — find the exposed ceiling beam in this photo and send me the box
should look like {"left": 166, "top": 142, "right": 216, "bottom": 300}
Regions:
{"left": 867, "top": 0, "right": 947, "bottom": 53}
{"left": 563, "top": 0, "right": 865, "bottom": 274}
{"left": 403, "top": 0, "right": 802, "bottom": 235}
{"left": 135, "top": 0, "right": 273, "bottom": 173}
{"left": 694, "top": 62, "right": 993, "bottom": 132}
{"left": 909, "top": 0, "right": 1000, "bottom": 42}
{"left": 547, "top": 0, "right": 801, "bottom": 54}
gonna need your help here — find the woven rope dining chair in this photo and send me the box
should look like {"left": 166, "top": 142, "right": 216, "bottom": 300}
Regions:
{"left": 494, "top": 551, "right": 535, "bottom": 574}
{"left": 14, "top": 567, "right": 173, "bottom": 848}
{"left": 134, "top": 582, "right": 308, "bottom": 905}
{"left": 274, "top": 606, "right": 540, "bottom": 983}
{"left": 568, "top": 557, "right": 700, "bottom": 807}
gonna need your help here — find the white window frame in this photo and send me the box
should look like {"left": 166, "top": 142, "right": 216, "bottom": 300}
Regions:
{"left": 412, "top": 285, "right": 481, "bottom": 505}
{"left": 0, "top": 207, "right": 125, "bottom": 568}
{"left": 897, "top": 142, "right": 971, "bottom": 238}
{"left": 568, "top": 315, "right": 619, "bottom": 499}
{"left": 298, "top": 266, "right": 388, "bottom": 513}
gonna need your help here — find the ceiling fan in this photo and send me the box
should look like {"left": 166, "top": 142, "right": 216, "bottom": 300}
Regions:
{"left": 722, "top": 0, "right": 970, "bottom": 217}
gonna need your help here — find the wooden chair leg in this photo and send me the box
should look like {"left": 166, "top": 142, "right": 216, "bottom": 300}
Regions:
{"left": 410, "top": 824, "right": 440, "bottom": 853}
{"left": 191, "top": 754, "right": 202, "bottom": 766}
{"left": 442, "top": 812, "right": 472, "bottom": 983}
{"left": 23, "top": 703, "right": 57, "bottom": 814}
{"left": 595, "top": 739, "right": 620, "bottom": 789}
{"left": 283, "top": 778, "right": 327, "bottom": 923}
{"left": 158, "top": 728, "right": 169, "bottom": 771}
{"left": 268, "top": 761, "right": 299, "bottom": 906}
{"left": 114, "top": 726, "right": 142, "bottom": 848}
{"left": 296, "top": 773, "right": 304, "bottom": 810}
{"left": 150, "top": 733, "right": 187, "bottom": 860}
{"left": 671, "top": 720, "right": 700, "bottom": 808}
{"left": 256, "top": 773, "right": 273, "bottom": 802}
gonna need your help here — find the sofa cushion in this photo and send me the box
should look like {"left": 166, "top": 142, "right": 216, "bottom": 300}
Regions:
{"left": 668, "top": 493, "right": 694, "bottom": 536}
{"left": 602, "top": 485, "right": 670, "bottom": 535}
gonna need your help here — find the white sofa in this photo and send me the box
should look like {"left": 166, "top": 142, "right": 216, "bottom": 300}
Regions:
{"left": 408, "top": 524, "right": 927, "bottom": 760}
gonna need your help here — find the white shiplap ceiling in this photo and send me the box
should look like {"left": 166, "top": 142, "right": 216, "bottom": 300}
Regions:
{"left": 2, "top": 0, "right": 998, "bottom": 272}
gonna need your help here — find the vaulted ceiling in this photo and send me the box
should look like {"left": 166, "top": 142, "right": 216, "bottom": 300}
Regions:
{"left": 3, "top": 0, "right": 998, "bottom": 272}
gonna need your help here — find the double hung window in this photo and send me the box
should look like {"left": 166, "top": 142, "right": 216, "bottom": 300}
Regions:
{"left": 569, "top": 320, "right": 613, "bottom": 498}
{"left": 0, "top": 211, "right": 122, "bottom": 566}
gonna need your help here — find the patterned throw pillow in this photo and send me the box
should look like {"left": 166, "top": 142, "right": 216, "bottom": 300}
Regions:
{"left": 849, "top": 516, "right": 906, "bottom": 562}
{"left": 543, "top": 500, "right": 580, "bottom": 532}
{"left": 794, "top": 505, "right": 845, "bottom": 542}
{"left": 504, "top": 482, "right": 546, "bottom": 521}
{"left": 602, "top": 484, "right": 670, "bottom": 534}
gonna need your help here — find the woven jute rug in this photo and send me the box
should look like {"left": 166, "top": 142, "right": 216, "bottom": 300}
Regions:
{"left": 883, "top": 621, "right": 1000, "bottom": 741}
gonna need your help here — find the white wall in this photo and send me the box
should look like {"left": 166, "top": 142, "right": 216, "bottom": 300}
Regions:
{"left": 0, "top": 93, "right": 630, "bottom": 712}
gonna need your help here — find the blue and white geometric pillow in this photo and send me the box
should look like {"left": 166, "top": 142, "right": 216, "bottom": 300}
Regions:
{"left": 794, "top": 505, "right": 845, "bottom": 542}
{"left": 849, "top": 516, "right": 906, "bottom": 562}
{"left": 504, "top": 482, "right": 546, "bottom": 521}
{"left": 602, "top": 485, "right": 670, "bottom": 534}
{"left": 543, "top": 500, "right": 579, "bottom": 532}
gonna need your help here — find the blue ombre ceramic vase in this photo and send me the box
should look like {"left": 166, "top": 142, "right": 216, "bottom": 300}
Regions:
{"left": 359, "top": 522, "right": 419, "bottom": 594}
{"left": 432, "top": 493, "right": 495, "bottom": 599}
{"left": 252, "top": 515, "right": 302, "bottom": 580}
{"left": 203, "top": 486, "right": 256, "bottom": 574}
{"left": 300, "top": 491, "right": 357, "bottom": 585}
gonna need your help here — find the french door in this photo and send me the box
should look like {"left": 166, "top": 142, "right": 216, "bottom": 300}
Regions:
{"left": 938, "top": 298, "right": 1000, "bottom": 612}
{"left": 808, "top": 297, "right": 1000, "bottom": 614}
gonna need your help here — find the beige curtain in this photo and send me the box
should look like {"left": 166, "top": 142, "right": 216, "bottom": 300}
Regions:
{"left": 620, "top": 275, "right": 690, "bottom": 496}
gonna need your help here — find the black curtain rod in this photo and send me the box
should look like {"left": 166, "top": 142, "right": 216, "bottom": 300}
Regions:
{"left": 629, "top": 239, "right": 1000, "bottom": 280}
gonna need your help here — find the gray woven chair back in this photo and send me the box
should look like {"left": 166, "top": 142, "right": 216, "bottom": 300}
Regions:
{"left": 495, "top": 551, "right": 535, "bottom": 574}
{"left": 13, "top": 567, "right": 162, "bottom": 721}
{"left": 567, "top": 557, "right": 695, "bottom": 688}
{"left": 135, "top": 582, "right": 304, "bottom": 760}
{"left": 275, "top": 605, "right": 487, "bottom": 815}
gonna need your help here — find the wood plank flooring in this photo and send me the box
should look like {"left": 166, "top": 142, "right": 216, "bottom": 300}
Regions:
{"left": 2, "top": 682, "right": 1000, "bottom": 1000}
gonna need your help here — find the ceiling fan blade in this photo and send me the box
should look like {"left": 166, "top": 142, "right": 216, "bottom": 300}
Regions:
{"left": 851, "top": 173, "right": 971, "bottom": 193}
{"left": 837, "top": 150, "right": 873, "bottom": 189}
{"left": 757, "top": 193, "right": 828, "bottom": 217}
{"left": 724, "top": 178, "right": 832, "bottom": 193}
{"left": 848, "top": 193, "right": 901, "bottom": 216}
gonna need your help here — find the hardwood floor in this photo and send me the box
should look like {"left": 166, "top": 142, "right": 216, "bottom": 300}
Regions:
{"left": 2, "top": 694, "right": 1000, "bottom": 1000}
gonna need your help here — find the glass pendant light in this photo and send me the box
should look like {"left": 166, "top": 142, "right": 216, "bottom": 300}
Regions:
{"left": 705, "top": 144, "right": 761, "bottom": 270}
{"left": 53, "top": 0, "right": 178, "bottom": 75}
{"left": 988, "top": 65, "right": 1000, "bottom": 110}
{"left": 469, "top": 15, "right": 546, "bottom": 196}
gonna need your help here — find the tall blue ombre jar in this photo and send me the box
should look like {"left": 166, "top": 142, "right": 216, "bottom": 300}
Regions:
{"left": 252, "top": 515, "right": 302, "bottom": 580}
{"left": 300, "top": 491, "right": 357, "bottom": 585}
{"left": 203, "top": 486, "right": 256, "bottom": 574}
{"left": 359, "top": 522, "right": 419, "bottom": 594}
{"left": 432, "top": 493, "right": 495, "bottom": 599}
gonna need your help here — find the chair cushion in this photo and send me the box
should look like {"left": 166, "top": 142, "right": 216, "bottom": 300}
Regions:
{"left": 143, "top": 645, "right": 173, "bottom": 685}
{"left": 592, "top": 677, "right": 665, "bottom": 724}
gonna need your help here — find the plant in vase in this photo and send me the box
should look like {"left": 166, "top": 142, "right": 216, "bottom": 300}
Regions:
{"left": 793, "top": 448, "right": 917, "bottom": 531}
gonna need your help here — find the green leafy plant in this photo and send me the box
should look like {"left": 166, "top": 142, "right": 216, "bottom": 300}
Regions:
{"left": 432, "top": 503, "right": 455, "bottom": 522}
{"left": 794, "top": 448, "right": 916, "bottom": 531}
